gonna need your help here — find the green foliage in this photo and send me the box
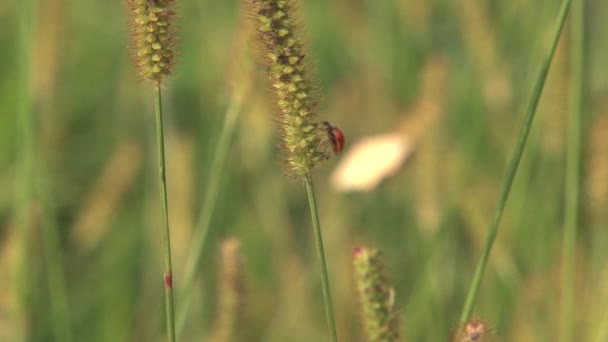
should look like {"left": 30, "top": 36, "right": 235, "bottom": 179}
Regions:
{"left": 1, "top": 0, "right": 605, "bottom": 341}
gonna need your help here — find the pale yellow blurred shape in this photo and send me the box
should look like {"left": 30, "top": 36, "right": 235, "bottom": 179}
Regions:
{"left": 405, "top": 57, "right": 448, "bottom": 232}
{"left": 238, "top": 97, "right": 274, "bottom": 172}
{"left": 34, "top": 0, "right": 66, "bottom": 150}
{"left": 0, "top": 225, "right": 25, "bottom": 341}
{"left": 70, "top": 141, "right": 142, "bottom": 250}
{"left": 397, "top": 0, "right": 431, "bottom": 35}
{"left": 263, "top": 255, "right": 319, "bottom": 342}
{"left": 331, "top": 133, "right": 413, "bottom": 192}
{"left": 331, "top": 57, "right": 447, "bottom": 194}
{"left": 226, "top": 8, "right": 255, "bottom": 98}
{"left": 33, "top": 0, "right": 62, "bottom": 101}
{"left": 211, "top": 237, "right": 243, "bottom": 342}
{"left": 455, "top": 0, "right": 512, "bottom": 111}
{"left": 587, "top": 111, "right": 608, "bottom": 223}
{"left": 587, "top": 264, "right": 608, "bottom": 341}
{"left": 537, "top": 32, "right": 568, "bottom": 156}
{"left": 166, "top": 134, "right": 195, "bottom": 274}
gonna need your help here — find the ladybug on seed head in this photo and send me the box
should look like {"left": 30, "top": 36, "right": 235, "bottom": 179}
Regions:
{"left": 322, "top": 121, "right": 345, "bottom": 154}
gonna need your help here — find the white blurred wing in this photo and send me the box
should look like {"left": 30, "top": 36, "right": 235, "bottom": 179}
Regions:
{"left": 331, "top": 133, "right": 414, "bottom": 192}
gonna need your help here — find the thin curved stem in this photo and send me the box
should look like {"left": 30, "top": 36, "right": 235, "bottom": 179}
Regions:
{"left": 459, "top": 0, "right": 573, "bottom": 322}
{"left": 154, "top": 84, "right": 177, "bottom": 342}
{"left": 305, "top": 171, "right": 338, "bottom": 342}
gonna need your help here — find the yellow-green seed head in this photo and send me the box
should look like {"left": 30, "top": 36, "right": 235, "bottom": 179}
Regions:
{"left": 212, "top": 237, "right": 244, "bottom": 342}
{"left": 128, "top": 0, "right": 176, "bottom": 83}
{"left": 353, "top": 247, "right": 400, "bottom": 342}
{"left": 247, "top": 0, "right": 329, "bottom": 176}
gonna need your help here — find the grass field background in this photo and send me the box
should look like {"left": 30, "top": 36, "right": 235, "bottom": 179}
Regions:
{"left": 1, "top": 0, "right": 608, "bottom": 341}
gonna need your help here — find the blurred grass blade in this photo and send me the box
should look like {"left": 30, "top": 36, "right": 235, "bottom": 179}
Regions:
{"left": 39, "top": 177, "right": 73, "bottom": 342}
{"left": 17, "top": 2, "right": 73, "bottom": 341}
{"left": 176, "top": 91, "right": 245, "bottom": 337}
{"left": 460, "top": 0, "right": 573, "bottom": 322}
{"left": 14, "top": 1, "right": 37, "bottom": 341}
{"left": 560, "top": 0, "right": 584, "bottom": 341}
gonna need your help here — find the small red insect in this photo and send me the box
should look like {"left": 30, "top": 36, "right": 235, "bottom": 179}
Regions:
{"left": 322, "top": 121, "right": 345, "bottom": 153}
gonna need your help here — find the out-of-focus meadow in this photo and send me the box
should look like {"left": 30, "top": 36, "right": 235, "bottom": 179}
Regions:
{"left": 1, "top": 0, "right": 607, "bottom": 341}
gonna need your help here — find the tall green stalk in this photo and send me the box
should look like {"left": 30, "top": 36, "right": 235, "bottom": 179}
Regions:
{"left": 245, "top": 0, "right": 338, "bottom": 339}
{"left": 560, "top": 0, "right": 584, "bottom": 340}
{"left": 305, "top": 171, "right": 338, "bottom": 342}
{"left": 154, "top": 85, "right": 177, "bottom": 342}
{"left": 125, "top": 1, "right": 177, "bottom": 339}
{"left": 176, "top": 92, "right": 244, "bottom": 337}
{"left": 459, "top": 0, "right": 573, "bottom": 322}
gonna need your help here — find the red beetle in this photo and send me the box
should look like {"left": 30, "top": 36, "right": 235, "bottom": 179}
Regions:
{"left": 322, "top": 121, "right": 345, "bottom": 153}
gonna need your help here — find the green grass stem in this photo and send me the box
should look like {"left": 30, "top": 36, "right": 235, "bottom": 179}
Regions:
{"left": 305, "top": 171, "right": 338, "bottom": 342}
{"left": 459, "top": 0, "right": 573, "bottom": 322}
{"left": 154, "top": 84, "right": 177, "bottom": 342}
{"left": 560, "top": 0, "right": 584, "bottom": 340}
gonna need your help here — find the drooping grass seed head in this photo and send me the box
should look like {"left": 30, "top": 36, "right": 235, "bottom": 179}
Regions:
{"left": 128, "top": 0, "right": 177, "bottom": 84}
{"left": 247, "top": 0, "right": 330, "bottom": 176}
{"left": 353, "top": 247, "right": 400, "bottom": 342}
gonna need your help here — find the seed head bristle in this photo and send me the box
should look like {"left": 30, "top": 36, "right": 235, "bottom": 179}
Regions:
{"left": 353, "top": 247, "right": 400, "bottom": 342}
{"left": 128, "top": 0, "right": 177, "bottom": 84}
{"left": 246, "top": 0, "right": 330, "bottom": 176}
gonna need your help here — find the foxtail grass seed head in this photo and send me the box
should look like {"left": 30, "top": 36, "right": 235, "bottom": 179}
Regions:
{"left": 452, "top": 318, "right": 494, "bottom": 342}
{"left": 247, "top": 0, "right": 331, "bottom": 176}
{"left": 212, "top": 237, "right": 244, "bottom": 342}
{"left": 128, "top": 0, "right": 176, "bottom": 83}
{"left": 353, "top": 247, "right": 400, "bottom": 342}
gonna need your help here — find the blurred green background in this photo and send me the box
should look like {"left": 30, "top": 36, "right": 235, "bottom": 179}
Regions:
{"left": 1, "top": 0, "right": 607, "bottom": 341}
